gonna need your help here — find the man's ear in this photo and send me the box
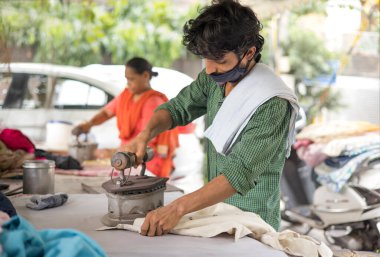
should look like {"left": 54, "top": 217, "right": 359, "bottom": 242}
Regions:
{"left": 247, "top": 46, "right": 257, "bottom": 61}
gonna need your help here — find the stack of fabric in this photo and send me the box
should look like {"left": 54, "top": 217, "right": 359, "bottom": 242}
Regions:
{"left": 0, "top": 127, "right": 83, "bottom": 177}
{"left": 0, "top": 129, "right": 35, "bottom": 178}
{"left": 294, "top": 121, "right": 380, "bottom": 192}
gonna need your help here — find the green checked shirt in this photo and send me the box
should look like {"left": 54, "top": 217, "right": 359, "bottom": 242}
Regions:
{"left": 157, "top": 69, "right": 291, "bottom": 230}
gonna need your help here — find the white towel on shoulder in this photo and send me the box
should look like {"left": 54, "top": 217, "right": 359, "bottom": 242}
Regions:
{"left": 204, "top": 63, "right": 299, "bottom": 157}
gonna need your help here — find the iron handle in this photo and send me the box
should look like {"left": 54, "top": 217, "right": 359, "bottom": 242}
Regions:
{"left": 111, "top": 147, "right": 154, "bottom": 170}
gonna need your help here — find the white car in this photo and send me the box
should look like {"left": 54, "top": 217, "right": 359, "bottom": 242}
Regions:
{"left": 0, "top": 62, "right": 204, "bottom": 192}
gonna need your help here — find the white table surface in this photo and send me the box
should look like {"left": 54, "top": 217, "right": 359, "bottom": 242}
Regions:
{"left": 11, "top": 193, "right": 289, "bottom": 257}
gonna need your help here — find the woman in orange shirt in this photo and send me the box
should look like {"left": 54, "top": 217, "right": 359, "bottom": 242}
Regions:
{"left": 72, "top": 57, "right": 178, "bottom": 177}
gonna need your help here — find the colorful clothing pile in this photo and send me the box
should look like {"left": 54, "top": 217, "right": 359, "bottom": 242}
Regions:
{"left": 0, "top": 128, "right": 35, "bottom": 154}
{"left": 295, "top": 121, "right": 380, "bottom": 192}
{"left": 0, "top": 129, "right": 34, "bottom": 177}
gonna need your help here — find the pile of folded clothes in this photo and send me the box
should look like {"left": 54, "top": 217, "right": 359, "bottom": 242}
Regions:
{"left": 294, "top": 121, "right": 380, "bottom": 192}
{"left": 0, "top": 127, "right": 83, "bottom": 178}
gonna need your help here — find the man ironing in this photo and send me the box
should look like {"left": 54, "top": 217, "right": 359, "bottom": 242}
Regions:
{"left": 124, "top": 0, "right": 299, "bottom": 236}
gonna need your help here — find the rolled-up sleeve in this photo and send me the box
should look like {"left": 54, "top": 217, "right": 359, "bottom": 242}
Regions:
{"left": 156, "top": 70, "right": 209, "bottom": 128}
{"left": 220, "top": 97, "right": 291, "bottom": 196}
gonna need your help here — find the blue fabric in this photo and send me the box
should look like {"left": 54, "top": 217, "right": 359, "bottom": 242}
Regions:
{"left": 317, "top": 149, "right": 380, "bottom": 192}
{"left": 0, "top": 215, "right": 106, "bottom": 257}
{"left": 324, "top": 155, "right": 357, "bottom": 168}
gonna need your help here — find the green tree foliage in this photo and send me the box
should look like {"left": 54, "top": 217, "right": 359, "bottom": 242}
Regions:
{"left": 281, "top": 11, "right": 343, "bottom": 123}
{"left": 283, "top": 27, "right": 334, "bottom": 83}
{"left": 282, "top": 25, "right": 344, "bottom": 123}
{"left": 0, "top": 0, "right": 199, "bottom": 67}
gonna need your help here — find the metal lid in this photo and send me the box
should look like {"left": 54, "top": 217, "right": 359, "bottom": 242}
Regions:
{"left": 48, "top": 120, "right": 73, "bottom": 125}
{"left": 23, "top": 160, "right": 55, "bottom": 168}
{"left": 68, "top": 141, "right": 98, "bottom": 148}
{"left": 102, "top": 176, "right": 168, "bottom": 194}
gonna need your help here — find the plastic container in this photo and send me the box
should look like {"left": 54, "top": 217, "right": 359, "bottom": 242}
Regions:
{"left": 45, "top": 120, "right": 73, "bottom": 151}
{"left": 23, "top": 160, "right": 55, "bottom": 194}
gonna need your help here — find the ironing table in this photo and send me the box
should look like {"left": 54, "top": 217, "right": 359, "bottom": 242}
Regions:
{"left": 11, "top": 193, "right": 288, "bottom": 257}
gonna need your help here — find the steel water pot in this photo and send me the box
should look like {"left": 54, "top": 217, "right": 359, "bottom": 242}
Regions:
{"left": 23, "top": 160, "right": 55, "bottom": 194}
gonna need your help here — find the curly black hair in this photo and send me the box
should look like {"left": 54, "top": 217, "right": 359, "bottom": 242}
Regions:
{"left": 183, "top": 0, "right": 264, "bottom": 60}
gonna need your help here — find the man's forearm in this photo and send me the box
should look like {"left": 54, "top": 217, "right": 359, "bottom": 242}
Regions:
{"left": 171, "top": 175, "right": 237, "bottom": 216}
{"left": 139, "top": 109, "right": 174, "bottom": 141}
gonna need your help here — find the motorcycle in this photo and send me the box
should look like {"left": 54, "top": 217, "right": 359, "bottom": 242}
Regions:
{"left": 282, "top": 139, "right": 380, "bottom": 250}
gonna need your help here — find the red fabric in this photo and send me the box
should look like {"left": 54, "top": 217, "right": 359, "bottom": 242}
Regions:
{"left": 146, "top": 128, "right": 179, "bottom": 178}
{"left": 114, "top": 89, "right": 166, "bottom": 141}
{"left": 0, "top": 128, "right": 35, "bottom": 153}
{"left": 178, "top": 123, "right": 196, "bottom": 134}
{"left": 106, "top": 88, "right": 179, "bottom": 177}
{"left": 293, "top": 139, "right": 314, "bottom": 150}
{"left": 105, "top": 93, "right": 163, "bottom": 143}
{"left": 104, "top": 93, "right": 121, "bottom": 114}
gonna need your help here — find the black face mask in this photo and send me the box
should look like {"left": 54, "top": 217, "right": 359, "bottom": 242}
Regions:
{"left": 209, "top": 52, "right": 260, "bottom": 86}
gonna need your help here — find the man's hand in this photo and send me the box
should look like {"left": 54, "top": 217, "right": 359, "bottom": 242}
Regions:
{"left": 139, "top": 175, "right": 237, "bottom": 237}
{"left": 122, "top": 109, "right": 173, "bottom": 165}
{"left": 140, "top": 203, "right": 184, "bottom": 237}
{"left": 121, "top": 132, "right": 150, "bottom": 166}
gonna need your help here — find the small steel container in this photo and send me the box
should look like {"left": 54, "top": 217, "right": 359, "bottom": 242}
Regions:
{"left": 23, "top": 160, "right": 55, "bottom": 194}
{"left": 68, "top": 142, "right": 98, "bottom": 163}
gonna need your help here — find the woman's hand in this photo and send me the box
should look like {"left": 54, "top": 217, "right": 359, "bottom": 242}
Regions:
{"left": 72, "top": 121, "right": 92, "bottom": 136}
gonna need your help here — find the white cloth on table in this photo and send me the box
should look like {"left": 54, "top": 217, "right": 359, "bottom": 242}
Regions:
{"left": 97, "top": 203, "right": 332, "bottom": 257}
{"left": 203, "top": 63, "right": 299, "bottom": 157}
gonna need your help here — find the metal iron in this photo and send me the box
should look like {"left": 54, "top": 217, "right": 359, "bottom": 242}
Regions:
{"left": 101, "top": 147, "right": 168, "bottom": 226}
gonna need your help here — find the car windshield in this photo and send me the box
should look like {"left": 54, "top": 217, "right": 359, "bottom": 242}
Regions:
{"left": 82, "top": 65, "right": 193, "bottom": 99}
